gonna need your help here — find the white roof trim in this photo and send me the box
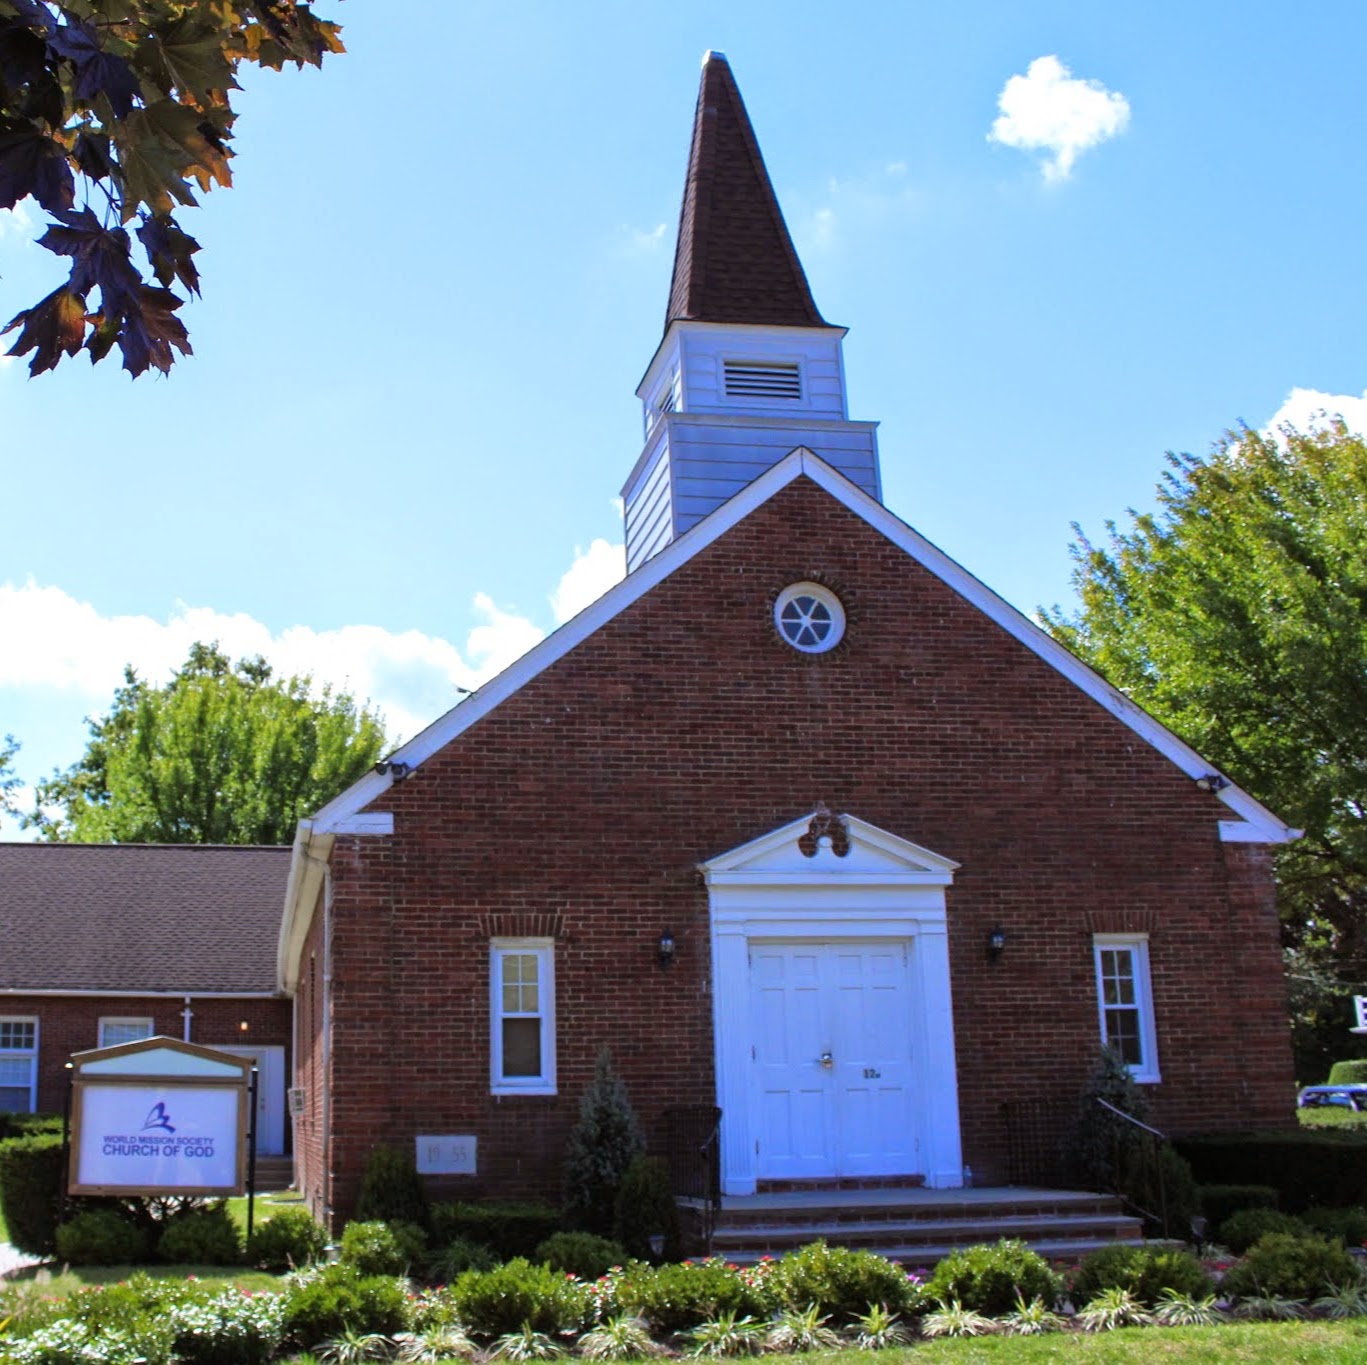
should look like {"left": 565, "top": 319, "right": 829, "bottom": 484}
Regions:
{"left": 302, "top": 449, "right": 1298, "bottom": 848}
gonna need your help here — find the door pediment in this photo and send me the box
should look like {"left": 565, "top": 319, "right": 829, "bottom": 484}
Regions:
{"left": 701, "top": 811, "right": 958, "bottom": 888}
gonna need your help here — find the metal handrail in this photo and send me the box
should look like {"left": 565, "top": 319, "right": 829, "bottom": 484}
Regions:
{"left": 1095, "top": 1096, "right": 1169, "bottom": 1236}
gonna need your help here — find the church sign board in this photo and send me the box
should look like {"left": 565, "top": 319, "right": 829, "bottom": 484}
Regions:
{"left": 68, "top": 1037, "right": 250, "bottom": 1197}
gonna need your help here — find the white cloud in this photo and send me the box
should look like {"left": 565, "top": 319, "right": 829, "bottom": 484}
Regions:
{"left": 622, "top": 222, "right": 668, "bottom": 252}
{"left": 550, "top": 538, "right": 625, "bottom": 624}
{"left": 0, "top": 201, "right": 35, "bottom": 242}
{"left": 989, "top": 55, "right": 1130, "bottom": 182}
{"left": 0, "top": 533, "right": 629, "bottom": 751}
{"left": 1263, "top": 387, "right": 1367, "bottom": 439}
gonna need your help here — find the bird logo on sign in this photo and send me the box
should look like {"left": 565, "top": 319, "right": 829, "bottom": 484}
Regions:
{"left": 141, "top": 1102, "right": 176, "bottom": 1134}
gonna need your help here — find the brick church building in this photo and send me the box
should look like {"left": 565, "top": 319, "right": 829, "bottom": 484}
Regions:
{"left": 279, "top": 53, "right": 1297, "bottom": 1229}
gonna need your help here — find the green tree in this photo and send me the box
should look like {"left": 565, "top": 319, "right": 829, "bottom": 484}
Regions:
{"left": 563, "top": 1047, "right": 644, "bottom": 1235}
{"left": 1043, "top": 422, "right": 1367, "bottom": 1077}
{"left": 0, "top": 733, "right": 20, "bottom": 815}
{"left": 30, "top": 641, "right": 385, "bottom": 844}
{"left": 1, "top": 0, "right": 343, "bottom": 376}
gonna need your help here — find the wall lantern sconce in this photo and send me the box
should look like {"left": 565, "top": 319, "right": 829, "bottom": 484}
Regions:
{"left": 987, "top": 926, "right": 1006, "bottom": 962}
{"left": 238, "top": 1020, "right": 250, "bottom": 1034}
{"left": 657, "top": 930, "right": 676, "bottom": 970}
{"left": 1195, "top": 772, "right": 1229, "bottom": 793}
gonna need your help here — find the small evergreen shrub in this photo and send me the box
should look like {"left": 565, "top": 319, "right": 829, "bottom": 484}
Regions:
{"left": 1301, "top": 1205, "right": 1367, "bottom": 1247}
{"left": 427, "top": 1235, "right": 500, "bottom": 1279}
{"left": 1071, "top": 1244, "right": 1214, "bottom": 1307}
{"left": 535, "top": 1230, "right": 627, "bottom": 1279}
{"left": 768, "top": 1240, "right": 913, "bottom": 1320}
{"left": 563, "top": 1047, "right": 644, "bottom": 1236}
{"left": 924, "top": 1239, "right": 1058, "bottom": 1317}
{"left": 0, "top": 1133, "right": 65, "bottom": 1255}
{"left": 613, "top": 1155, "right": 681, "bottom": 1263}
{"left": 617, "top": 1259, "right": 765, "bottom": 1335}
{"left": 339, "top": 1218, "right": 428, "bottom": 1276}
{"left": 1222, "top": 1232, "right": 1363, "bottom": 1301}
{"left": 280, "top": 1265, "right": 410, "bottom": 1348}
{"left": 451, "top": 1257, "right": 570, "bottom": 1337}
{"left": 157, "top": 1201, "right": 242, "bottom": 1264}
{"left": 54, "top": 1207, "right": 149, "bottom": 1265}
{"left": 246, "top": 1207, "right": 327, "bottom": 1270}
{"left": 1066, "top": 1046, "right": 1151, "bottom": 1193}
{"left": 1327, "top": 1060, "right": 1367, "bottom": 1085}
{"left": 353, "top": 1143, "right": 430, "bottom": 1230}
{"left": 431, "top": 1201, "right": 563, "bottom": 1259}
{"left": 167, "top": 1287, "right": 286, "bottom": 1365}
{"left": 1218, "top": 1207, "right": 1308, "bottom": 1255}
{"left": 1134, "top": 1143, "right": 1200, "bottom": 1240}
{"left": 1197, "top": 1184, "right": 1279, "bottom": 1229}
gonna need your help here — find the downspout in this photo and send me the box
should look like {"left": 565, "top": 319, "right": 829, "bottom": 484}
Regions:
{"left": 321, "top": 857, "right": 334, "bottom": 1230}
{"left": 181, "top": 996, "right": 193, "bottom": 1042}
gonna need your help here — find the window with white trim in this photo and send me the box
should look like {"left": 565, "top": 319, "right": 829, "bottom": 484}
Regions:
{"left": 491, "top": 940, "right": 556, "bottom": 1094}
{"left": 0, "top": 1018, "right": 38, "bottom": 1112}
{"left": 1093, "top": 935, "right": 1160, "bottom": 1082}
{"left": 99, "top": 1017, "right": 154, "bottom": 1049}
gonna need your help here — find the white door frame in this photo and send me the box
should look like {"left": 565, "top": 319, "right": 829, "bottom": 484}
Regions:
{"left": 218, "top": 1044, "right": 286, "bottom": 1156}
{"left": 702, "top": 812, "right": 964, "bottom": 1196}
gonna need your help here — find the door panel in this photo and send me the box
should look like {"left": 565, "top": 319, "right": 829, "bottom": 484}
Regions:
{"left": 751, "top": 942, "right": 915, "bottom": 1179}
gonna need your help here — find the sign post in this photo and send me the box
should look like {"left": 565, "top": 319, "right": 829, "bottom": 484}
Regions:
{"left": 68, "top": 1037, "right": 251, "bottom": 1198}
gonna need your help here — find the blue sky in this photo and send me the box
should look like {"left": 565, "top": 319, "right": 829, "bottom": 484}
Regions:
{"left": 4, "top": 1, "right": 1367, "bottom": 832}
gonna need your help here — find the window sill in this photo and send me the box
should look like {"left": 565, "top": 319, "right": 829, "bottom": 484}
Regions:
{"left": 490, "top": 1083, "right": 558, "bottom": 1098}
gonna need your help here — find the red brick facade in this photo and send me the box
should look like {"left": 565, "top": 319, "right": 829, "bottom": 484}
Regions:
{"left": 2, "top": 995, "right": 290, "bottom": 1116}
{"left": 292, "top": 477, "right": 1296, "bottom": 1228}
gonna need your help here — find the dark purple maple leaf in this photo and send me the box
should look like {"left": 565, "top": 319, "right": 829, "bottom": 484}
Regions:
{"left": 2, "top": 284, "right": 87, "bottom": 376}
{"left": 0, "top": 127, "right": 73, "bottom": 211}
{"left": 46, "top": 21, "right": 140, "bottom": 118}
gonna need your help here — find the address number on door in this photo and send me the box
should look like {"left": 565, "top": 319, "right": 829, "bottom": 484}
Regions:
{"left": 863, "top": 1067, "right": 881, "bottom": 1079}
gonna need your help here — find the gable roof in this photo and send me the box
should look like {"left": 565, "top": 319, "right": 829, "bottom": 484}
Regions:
{"left": 0, "top": 843, "right": 289, "bottom": 996}
{"left": 664, "top": 51, "right": 828, "bottom": 331}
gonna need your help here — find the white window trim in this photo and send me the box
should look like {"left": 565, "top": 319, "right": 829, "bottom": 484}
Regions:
{"left": 490, "top": 938, "right": 556, "bottom": 1096}
{"left": 1093, "top": 934, "right": 1161, "bottom": 1084}
{"left": 0, "top": 1016, "right": 38, "bottom": 1113}
{"left": 774, "top": 582, "right": 846, "bottom": 654}
{"left": 98, "top": 1016, "right": 155, "bottom": 1049}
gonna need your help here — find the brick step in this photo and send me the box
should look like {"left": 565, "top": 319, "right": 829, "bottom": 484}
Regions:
{"left": 715, "top": 1195, "right": 1121, "bottom": 1228}
{"left": 250, "top": 1156, "right": 294, "bottom": 1192}
{"left": 756, "top": 1176, "right": 926, "bottom": 1194}
{"left": 719, "top": 1235, "right": 1151, "bottom": 1270}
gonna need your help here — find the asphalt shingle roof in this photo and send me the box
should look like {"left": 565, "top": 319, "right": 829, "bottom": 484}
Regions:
{"left": 0, "top": 843, "right": 290, "bottom": 994}
{"left": 665, "top": 52, "right": 830, "bottom": 332}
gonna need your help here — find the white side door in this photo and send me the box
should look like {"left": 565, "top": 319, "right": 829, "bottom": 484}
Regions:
{"left": 750, "top": 942, "right": 915, "bottom": 1180}
{"left": 218, "top": 1045, "right": 285, "bottom": 1156}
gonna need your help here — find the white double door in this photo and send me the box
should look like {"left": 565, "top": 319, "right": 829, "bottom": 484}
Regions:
{"left": 750, "top": 940, "right": 917, "bottom": 1180}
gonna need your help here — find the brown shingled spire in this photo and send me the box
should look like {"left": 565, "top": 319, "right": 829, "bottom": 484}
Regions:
{"left": 665, "top": 52, "right": 829, "bottom": 332}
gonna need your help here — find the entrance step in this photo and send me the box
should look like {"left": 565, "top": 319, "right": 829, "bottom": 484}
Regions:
{"left": 707, "top": 1186, "right": 1143, "bottom": 1267}
{"left": 251, "top": 1156, "right": 294, "bottom": 1192}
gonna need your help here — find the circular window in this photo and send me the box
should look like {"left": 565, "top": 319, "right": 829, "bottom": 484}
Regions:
{"left": 774, "top": 582, "right": 846, "bottom": 654}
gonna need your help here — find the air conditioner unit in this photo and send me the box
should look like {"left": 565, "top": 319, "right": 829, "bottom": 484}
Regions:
{"left": 287, "top": 1087, "right": 307, "bottom": 1116}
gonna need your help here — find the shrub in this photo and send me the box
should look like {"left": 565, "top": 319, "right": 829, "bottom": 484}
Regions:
{"left": 1066, "top": 1046, "right": 1150, "bottom": 1192}
{"left": 617, "top": 1259, "right": 764, "bottom": 1335}
{"left": 535, "top": 1230, "right": 627, "bottom": 1279}
{"left": 158, "top": 1201, "right": 242, "bottom": 1264}
{"left": 613, "top": 1156, "right": 680, "bottom": 1263}
{"left": 4, "top": 1318, "right": 163, "bottom": 1365}
{"left": 1177, "top": 1131, "right": 1367, "bottom": 1213}
{"left": 339, "top": 1218, "right": 427, "bottom": 1276}
{"left": 427, "top": 1235, "right": 499, "bottom": 1280}
{"left": 1218, "top": 1208, "right": 1308, "bottom": 1255}
{"left": 564, "top": 1047, "right": 644, "bottom": 1235}
{"left": 353, "top": 1143, "right": 430, "bottom": 1230}
{"left": 1197, "top": 1184, "right": 1279, "bottom": 1229}
{"left": 246, "top": 1207, "right": 327, "bottom": 1271}
{"left": 1301, "top": 1205, "right": 1367, "bottom": 1247}
{"left": 167, "top": 1287, "right": 286, "bottom": 1365}
{"left": 54, "top": 1207, "right": 150, "bottom": 1265}
{"left": 430, "top": 1201, "right": 563, "bottom": 1260}
{"left": 768, "top": 1240, "right": 913, "bottom": 1321}
{"left": 924, "top": 1239, "right": 1058, "bottom": 1318}
{"left": 280, "top": 1265, "right": 410, "bottom": 1348}
{"left": 0, "top": 1133, "right": 64, "bottom": 1255}
{"left": 1327, "top": 1060, "right": 1367, "bottom": 1085}
{"left": 1222, "top": 1232, "right": 1363, "bottom": 1301}
{"left": 451, "top": 1257, "right": 571, "bottom": 1338}
{"left": 1132, "top": 1142, "right": 1200, "bottom": 1240}
{"left": 1071, "top": 1244, "right": 1214, "bottom": 1307}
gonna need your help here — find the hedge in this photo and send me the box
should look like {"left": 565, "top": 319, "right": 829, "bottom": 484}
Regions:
{"left": 1327, "top": 1059, "right": 1367, "bottom": 1085}
{"left": 429, "top": 1201, "right": 562, "bottom": 1259}
{"left": 0, "top": 1133, "right": 65, "bottom": 1255}
{"left": 1177, "top": 1131, "right": 1367, "bottom": 1213}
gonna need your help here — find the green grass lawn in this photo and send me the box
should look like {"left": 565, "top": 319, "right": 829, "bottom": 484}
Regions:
{"left": 4, "top": 1262, "right": 280, "bottom": 1292}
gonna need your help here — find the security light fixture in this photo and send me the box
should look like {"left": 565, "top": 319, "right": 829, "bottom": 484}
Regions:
{"left": 987, "top": 926, "right": 1006, "bottom": 961}
{"left": 1195, "top": 773, "right": 1229, "bottom": 793}
{"left": 658, "top": 929, "right": 676, "bottom": 970}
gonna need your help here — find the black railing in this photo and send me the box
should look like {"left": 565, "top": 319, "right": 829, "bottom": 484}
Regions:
{"left": 1000, "top": 1094, "right": 1071, "bottom": 1186}
{"left": 663, "top": 1105, "right": 721, "bottom": 1251}
{"left": 1096, "top": 1096, "right": 1172, "bottom": 1237}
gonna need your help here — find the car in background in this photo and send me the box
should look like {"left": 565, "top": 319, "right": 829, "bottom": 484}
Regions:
{"left": 1297, "top": 1083, "right": 1367, "bottom": 1111}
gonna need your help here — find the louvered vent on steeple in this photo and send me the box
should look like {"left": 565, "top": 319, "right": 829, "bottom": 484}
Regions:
{"left": 723, "top": 360, "right": 801, "bottom": 400}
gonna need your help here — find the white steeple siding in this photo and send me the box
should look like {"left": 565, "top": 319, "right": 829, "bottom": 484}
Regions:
{"left": 624, "top": 321, "right": 882, "bottom": 570}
